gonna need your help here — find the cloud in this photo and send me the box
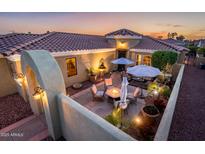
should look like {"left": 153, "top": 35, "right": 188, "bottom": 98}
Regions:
{"left": 199, "top": 29, "right": 205, "bottom": 32}
{"left": 156, "top": 23, "right": 184, "bottom": 28}
{"left": 173, "top": 24, "right": 183, "bottom": 27}
{"left": 145, "top": 31, "right": 168, "bottom": 39}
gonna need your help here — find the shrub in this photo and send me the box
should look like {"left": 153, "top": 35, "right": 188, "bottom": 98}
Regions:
{"left": 104, "top": 108, "right": 122, "bottom": 127}
{"left": 86, "top": 67, "right": 98, "bottom": 76}
{"left": 147, "top": 82, "right": 159, "bottom": 95}
{"left": 159, "top": 85, "right": 171, "bottom": 99}
{"left": 197, "top": 48, "right": 205, "bottom": 56}
{"left": 151, "top": 51, "right": 178, "bottom": 70}
{"left": 188, "top": 45, "right": 198, "bottom": 55}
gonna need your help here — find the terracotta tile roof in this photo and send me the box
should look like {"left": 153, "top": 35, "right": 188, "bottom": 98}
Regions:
{"left": 0, "top": 32, "right": 112, "bottom": 56}
{"left": 0, "top": 29, "right": 189, "bottom": 56}
{"left": 162, "top": 38, "right": 186, "bottom": 47}
{"left": 133, "top": 36, "right": 189, "bottom": 52}
{"left": 0, "top": 33, "right": 46, "bottom": 55}
{"left": 105, "top": 28, "right": 142, "bottom": 37}
{"left": 20, "top": 32, "right": 112, "bottom": 53}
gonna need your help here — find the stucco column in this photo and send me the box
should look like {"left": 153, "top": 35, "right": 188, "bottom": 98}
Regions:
{"left": 21, "top": 50, "right": 66, "bottom": 140}
{"left": 141, "top": 54, "right": 144, "bottom": 65}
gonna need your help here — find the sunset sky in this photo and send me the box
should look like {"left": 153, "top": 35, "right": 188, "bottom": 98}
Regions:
{"left": 0, "top": 12, "right": 205, "bottom": 40}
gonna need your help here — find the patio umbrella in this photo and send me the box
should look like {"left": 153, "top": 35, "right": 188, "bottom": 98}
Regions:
{"left": 120, "top": 76, "right": 129, "bottom": 104}
{"left": 127, "top": 65, "right": 160, "bottom": 77}
{"left": 111, "top": 57, "right": 134, "bottom": 65}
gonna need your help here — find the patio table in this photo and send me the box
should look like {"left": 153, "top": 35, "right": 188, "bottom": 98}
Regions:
{"left": 105, "top": 87, "right": 120, "bottom": 100}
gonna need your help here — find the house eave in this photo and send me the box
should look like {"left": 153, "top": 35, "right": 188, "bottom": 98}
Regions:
{"left": 106, "top": 35, "right": 142, "bottom": 40}
{"left": 51, "top": 48, "right": 116, "bottom": 57}
{"left": 6, "top": 54, "right": 21, "bottom": 61}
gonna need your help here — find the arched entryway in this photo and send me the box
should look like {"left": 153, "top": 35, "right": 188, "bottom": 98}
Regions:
{"left": 21, "top": 50, "right": 66, "bottom": 140}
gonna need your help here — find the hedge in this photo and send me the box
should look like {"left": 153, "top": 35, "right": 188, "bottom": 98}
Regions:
{"left": 151, "top": 51, "right": 178, "bottom": 70}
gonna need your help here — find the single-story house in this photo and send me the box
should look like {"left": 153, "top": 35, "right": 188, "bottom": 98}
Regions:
{"left": 197, "top": 39, "right": 205, "bottom": 48}
{"left": 0, "top": 28, "right": 189, "bottom": 97}
{"left": 163, "top": 38, "right": 186, "bottom": 47}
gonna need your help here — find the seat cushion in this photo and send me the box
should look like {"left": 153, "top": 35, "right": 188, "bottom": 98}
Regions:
{"left": 96, "top": 91, "right": 104, "bottom": 96}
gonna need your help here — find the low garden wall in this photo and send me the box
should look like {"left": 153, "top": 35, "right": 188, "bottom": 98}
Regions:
{"left": 195, "top": 56, "right": 205, "bottom": 66}
{"left": 0, "top": 58, "right": 17, "bottom": 97}
{"left": 154, "top": 64, "right": 185, "bottom": 141}
{"left": 57, "top": 94, "right": 135, "bottom": 141}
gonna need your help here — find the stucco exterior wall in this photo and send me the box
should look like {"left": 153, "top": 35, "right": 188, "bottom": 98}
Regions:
{"left": 0, "top": 58, "right": 17, "bottom": 97}
{"left": 107, "top": 39, "right": 141, "bottom": 50}
{"left": 55, "top": 51, "right": 116, "bottom": 88}
{"left": 58, "top": 94, "right": 135, "bottom": 141}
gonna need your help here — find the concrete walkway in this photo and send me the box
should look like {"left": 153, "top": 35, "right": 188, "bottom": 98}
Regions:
{"left": 0, "top": 114, "right": 48, "bottom": 141}
{"left": 168, "top": 65, "right": 205, "bottom": 140}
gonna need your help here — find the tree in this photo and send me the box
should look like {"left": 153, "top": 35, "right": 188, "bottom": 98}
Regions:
{"left": 157, "top": 36, "right": 163, "bottom": 39}
{"left": 167, "top": 32, "right": 178, "bottom": 39}
{"left": 197, "top": 48, "right": 205, "bottom": 57}
{"left": 188, "top": 45, "right": 198, "bottom": 56}
{"left": 167, "top": 33, "right": 171, "bottom": 39}
{"left": 176, "top": 35, "right": 185, "bottom": 41}
{"left": 151, "top": 51, "right": 178, "bottom": 70}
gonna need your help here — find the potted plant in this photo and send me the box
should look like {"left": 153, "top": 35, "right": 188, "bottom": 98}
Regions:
{"left": 86, "top": 67, "right": 98, "bottom": 83}
{"left": 141, "top": 105, "right": 160, "bottom": 125}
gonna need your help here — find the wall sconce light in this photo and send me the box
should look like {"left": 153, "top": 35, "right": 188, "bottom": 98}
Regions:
{"left": 33, "top": 86, "right": 44, "bottom": 100}
{"left": 15, "top": 73, "right": 25, "bottom": 83}
{"left": 98, "top": 58, "right": 106, "bottom": 71}
{"left": 98, "top": 58, "right": 106, "bottom": 80}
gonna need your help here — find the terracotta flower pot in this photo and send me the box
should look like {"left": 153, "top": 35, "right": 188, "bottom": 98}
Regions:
{"left": 89, "top": 75, "right": 97, "bottom": 83}
{"left": 141, "top": 105, "right": 160, "bottom": 125}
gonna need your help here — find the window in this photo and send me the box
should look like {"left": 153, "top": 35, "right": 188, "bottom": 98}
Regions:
{"left": 66, "top": 57, "right": 77, "bottom": 77}
{"left": 143, "top": 55, "right": 151, "bottom": 66}
{"left": 136, "top": 54, "right": 141, "bottom": 65}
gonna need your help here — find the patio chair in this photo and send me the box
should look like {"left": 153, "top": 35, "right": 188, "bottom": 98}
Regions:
{"left": 104, "top": 78, "right": 113, "bottom": 92}
{"left": 127, "top": 87, "right": 141, "bottom": 104}
{"left": 91, "top": 84, "right": 104, "bottom": 101}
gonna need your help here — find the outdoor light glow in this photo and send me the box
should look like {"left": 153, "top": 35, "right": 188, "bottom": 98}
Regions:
{"left": 153, "top": 90, "right": 158, "bottom": 95}
{"left": 134, "top": 116, "right": 142, "bottom": 125}
{"left": 16, "top": 77, "right": 24, "bottom": 83}
{"left": 117, "top": 41, "right": 128, "bottom": 50}
{"left": 112, "top": 89, "right": 118, "bottom": 94}
{"left": 15, "top": 73, "right": 25, "bottom": 83}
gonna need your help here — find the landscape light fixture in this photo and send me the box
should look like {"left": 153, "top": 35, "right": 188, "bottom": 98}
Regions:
{"left": 153, "top": 90, "right": 158, "bottom": 96}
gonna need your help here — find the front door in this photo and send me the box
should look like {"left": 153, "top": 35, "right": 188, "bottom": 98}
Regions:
{"left": 117, "top": 50, "right": 127, "bottom": 71}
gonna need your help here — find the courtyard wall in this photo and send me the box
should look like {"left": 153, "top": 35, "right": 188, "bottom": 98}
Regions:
{"left": 0, "top": 57, "right": 17, "bottom": 97}
{"left": 58, "top": 94, "right": 135, "bottom": 141}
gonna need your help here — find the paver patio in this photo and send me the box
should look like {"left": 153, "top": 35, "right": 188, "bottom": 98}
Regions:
{"left": 71, "top": 72, "right": 147, "bottom": 119}
{"left": 168, "top": 65, "right": 205, "bottom": 140}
